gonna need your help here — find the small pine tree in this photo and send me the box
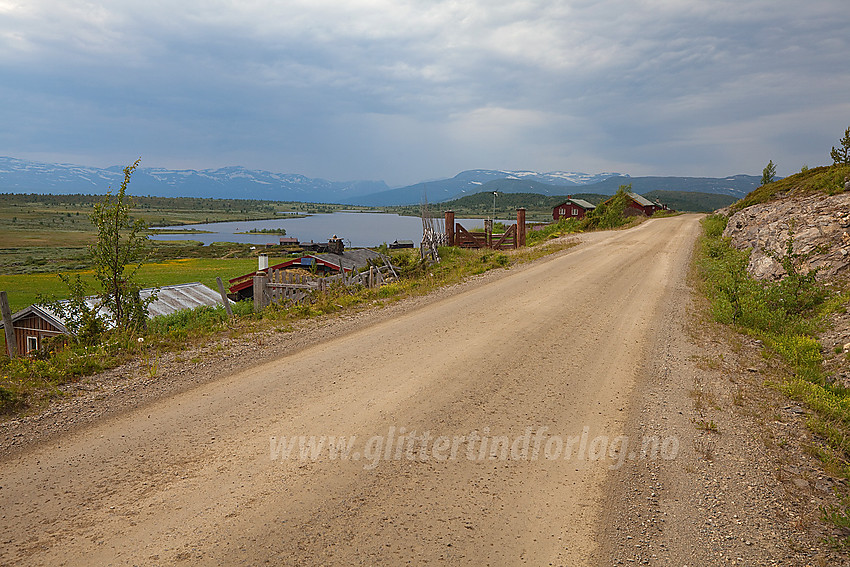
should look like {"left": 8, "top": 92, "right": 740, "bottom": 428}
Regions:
{"left": 761, "top": 160, "right": 776, "bottom": 186}
{"left": 831, "top": 127, "right": 850, "bottom": 165}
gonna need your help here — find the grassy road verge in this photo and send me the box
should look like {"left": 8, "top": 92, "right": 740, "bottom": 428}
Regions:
{"left": 695, "top": 213, "right": 850, "bottom": 546}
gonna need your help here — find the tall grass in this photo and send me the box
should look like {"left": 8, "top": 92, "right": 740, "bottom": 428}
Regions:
{"left": 697, "top": 214, "right": 850, "bottom": 544}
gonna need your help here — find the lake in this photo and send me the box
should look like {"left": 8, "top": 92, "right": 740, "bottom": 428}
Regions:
{"left": 150, "top": 212, "right": 511, "bottom": 247}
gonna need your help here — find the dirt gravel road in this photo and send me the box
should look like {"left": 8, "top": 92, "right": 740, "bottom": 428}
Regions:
{"left": 1, "top": 215, "right": 703, "bottom": 566}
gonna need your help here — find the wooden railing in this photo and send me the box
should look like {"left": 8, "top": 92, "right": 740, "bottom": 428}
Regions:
{"left": 252, "top": 261, "right": 398, "bottom": 311}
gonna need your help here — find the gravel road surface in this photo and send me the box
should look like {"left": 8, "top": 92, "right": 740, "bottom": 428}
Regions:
{"left": 2, "top": 216, "right": 743, "bottom": 566}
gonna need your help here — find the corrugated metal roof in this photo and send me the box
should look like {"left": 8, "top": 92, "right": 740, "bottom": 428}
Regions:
{"left": 2, "top": 282, "right": 229, "bottom": 333}
{"left": 142, "top": 282, "right": 226, "bottom": 318}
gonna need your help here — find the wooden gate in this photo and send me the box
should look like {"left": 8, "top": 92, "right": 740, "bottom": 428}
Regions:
{"left": 453, "top": 223, "right": 517, "bottom": 249}
{"left": 446, "top": 208, "right": 526, "bottom": 250}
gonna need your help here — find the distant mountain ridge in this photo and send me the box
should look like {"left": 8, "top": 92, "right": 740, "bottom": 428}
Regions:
{"left": 440, "top": 189, "right": 737, "bottom": 214}
{"left": 0, "top": 156, "right": 759, "bottom": 206}
{"left": 0, "top": 157, "right": 389, "bottom": 203}
{"left": 576, "top": 175, "right": 759, "bottom": 199}
{"left": 350, "top": 170, "right": 625, "bottom": 206}
{"left": 357, "top": 173, "right": 760, "bottom": 206}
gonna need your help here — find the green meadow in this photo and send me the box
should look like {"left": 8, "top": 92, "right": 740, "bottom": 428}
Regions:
{"left": 0, "top": 257, "right": 289, "bottom": 313}
{"left": 0, "top": 192, "right": 341, "bottom": 312}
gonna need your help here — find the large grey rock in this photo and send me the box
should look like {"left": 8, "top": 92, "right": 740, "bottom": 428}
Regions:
{"left": 723, "top": 192, "right": 850, "bottom": 281}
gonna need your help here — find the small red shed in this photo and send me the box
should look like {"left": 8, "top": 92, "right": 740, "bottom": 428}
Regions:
{"left": 1, "top": 305, "right": 68, "bottom": 354}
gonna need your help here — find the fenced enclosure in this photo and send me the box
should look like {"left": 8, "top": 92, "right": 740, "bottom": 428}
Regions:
{"left": 251, "top": 260, "right": 398, "bottom": 311}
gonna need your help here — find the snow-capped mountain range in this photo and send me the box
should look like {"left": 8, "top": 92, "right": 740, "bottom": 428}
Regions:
{"left": 0, "top": 156, "right": 758, "bottom": 206}
{"left": 0, "top": 157, "right": 389, "bottom": 203}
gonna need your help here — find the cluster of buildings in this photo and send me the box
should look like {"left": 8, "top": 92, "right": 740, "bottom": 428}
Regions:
{"left": 2, "top": 236, "right": 396, "bottom": 356}
{"left": 551, "top": 191, "right": 670, "bottom": 221}
{"left": 1, "top": 282, "right": 229, "bottom": 355}
{"left": 3, "top": 191, "right": 669, "bottom": 357}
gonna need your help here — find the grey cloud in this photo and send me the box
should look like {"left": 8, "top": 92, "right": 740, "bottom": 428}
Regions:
{"left": 0, "top": 0, "right": 848, "bottom": 185}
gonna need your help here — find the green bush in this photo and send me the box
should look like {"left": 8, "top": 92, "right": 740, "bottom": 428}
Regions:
{"left": 697, "top": 214, "right": 829, "bottom": 337}
{"left": 696, "top": 213, "right": 850, "bottom": 545}
{"left": 583, "top": 184, "right": 636, "bottom": 230}
{"left": 702, "top": 213, "right": 728, "bottom": 239}
{"left": 148, "top": 304, "right": 233, "bottom": 336}
{"left": 389, "top": 249, "right": 425, "bottom": 278}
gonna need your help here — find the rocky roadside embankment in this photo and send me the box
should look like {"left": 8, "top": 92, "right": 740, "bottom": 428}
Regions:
{"left": 722, "top": 190, "right": 850, "bottom": 387}
{"left": 722, "top": 191, "right": 850, "bottom": 281}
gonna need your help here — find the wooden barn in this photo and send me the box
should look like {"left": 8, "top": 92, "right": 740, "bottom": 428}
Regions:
{"left": 552, "top": 196, "right": 596, "bottom": 221}
{"left": 1, "top": 282, "right": 230, "bottom": 355}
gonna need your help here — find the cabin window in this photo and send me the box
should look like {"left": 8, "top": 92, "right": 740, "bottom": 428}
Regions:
{"left": 559, "top": 208, "right": 565, "bottom": 215}
{"left": 573, "top": 208, "right": 579, "bottom": 216}
{"left": 26, "top": 336, "right": 38, "bottom": 353}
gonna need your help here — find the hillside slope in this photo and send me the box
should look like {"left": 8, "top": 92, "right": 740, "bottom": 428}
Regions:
{"left": 439, "top": 190, "right": 735, "bottom": 215}
{"left": 352, "top": 172, "right": 760, "bottom": 206}
{"left": 722, "top": 165, "right": 850, "bottom": 281}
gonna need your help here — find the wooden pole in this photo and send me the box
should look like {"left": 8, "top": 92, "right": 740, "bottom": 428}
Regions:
{"left": 516, "top": 208, "right": 526, "bottom": 247}
{"left": 215, "top": 277, "right": 234, "bottom": 318}
{"left": 253, "top": 274, "right": 269, "bottom": 312}
{"left": 1, "top": 291, "right": 16, "bottom": 358}
{"left": 445, "top": 210, "right": 455, "bottom": 247}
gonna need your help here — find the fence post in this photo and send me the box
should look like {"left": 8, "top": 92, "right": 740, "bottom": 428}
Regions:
{"left": 215, "top": 277, "right": 234, "bottom": 318}
{"left": 445, "top": 210, "right": 455, "bottom": 247}
{"left": 516, "top": 208, "right": 526, "bottom": 247}
{"left": 1, "top": 291, "right": 16, "bottom": 358}
{"left": 253, "top": 273, "right": 269, "bottom": 312}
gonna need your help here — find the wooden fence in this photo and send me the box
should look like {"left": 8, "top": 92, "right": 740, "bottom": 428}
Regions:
{"left": 252, "top": 261, "right": 398, "bottom": 311}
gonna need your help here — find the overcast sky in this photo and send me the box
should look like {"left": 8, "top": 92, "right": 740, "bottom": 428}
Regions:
{"left": 1, "top": 1, "right": 848, "bottom": 187}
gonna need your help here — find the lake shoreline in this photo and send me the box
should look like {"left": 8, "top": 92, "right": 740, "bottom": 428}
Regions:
{"left": 148, "top": 211, "right": 513, "bottom": 248}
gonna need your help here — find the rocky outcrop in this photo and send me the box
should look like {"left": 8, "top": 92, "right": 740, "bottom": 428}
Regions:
{"left": 723, "top": 192, "right": 850, "bottom": 281}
